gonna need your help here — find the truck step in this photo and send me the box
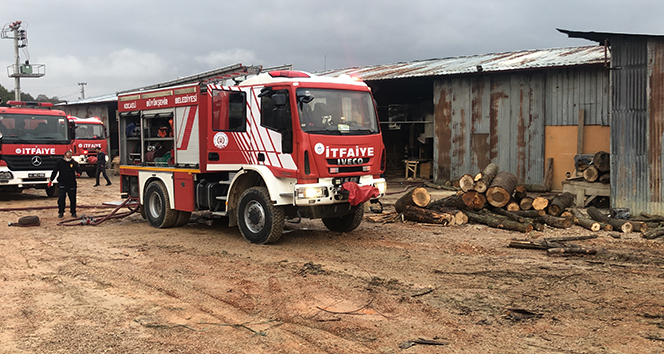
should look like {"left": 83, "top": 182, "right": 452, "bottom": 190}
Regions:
{"left": 210, "top": 211, "right": 227, "bottom": 217}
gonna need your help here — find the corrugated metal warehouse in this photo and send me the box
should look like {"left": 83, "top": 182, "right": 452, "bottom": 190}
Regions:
{"left": 322, "top": 45, "right": 611, "bottom": 191}
{"left": 560, "top": 30, "right": 664, "bottom": 215}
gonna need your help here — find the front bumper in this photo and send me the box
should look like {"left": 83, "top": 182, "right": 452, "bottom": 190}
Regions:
{"left": 293, "top": 175, "right": 385, "bottom": 206}
{"left": 0, "top": 167, "right": 51, "bottom": 188}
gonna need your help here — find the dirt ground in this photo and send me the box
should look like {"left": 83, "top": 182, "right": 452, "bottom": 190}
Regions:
{"left": 0, "top": 175, "right": 663, "bottom": 353}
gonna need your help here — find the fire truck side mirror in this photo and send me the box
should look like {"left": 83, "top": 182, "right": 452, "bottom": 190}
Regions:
{"left": 272, "top": 93, "right": 287, "bottom": 107}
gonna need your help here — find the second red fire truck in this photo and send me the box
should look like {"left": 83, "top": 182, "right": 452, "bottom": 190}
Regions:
{"left": 68, "top": 116, "right": 108, "bottom": 177}
{"left": 118, "top": 68, "right": 386, "bottom": 244}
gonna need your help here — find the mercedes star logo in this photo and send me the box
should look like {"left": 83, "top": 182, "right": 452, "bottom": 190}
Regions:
{"left": 31, "top": 156, "right": 42, "bottom": 167}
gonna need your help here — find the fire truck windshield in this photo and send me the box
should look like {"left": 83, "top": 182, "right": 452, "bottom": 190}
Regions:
{"left": 75, "top": 123, "right": 106, "bottom": 139}
{"left": 0, "top": 114, "right": 69, "bottom": 143}
{"left": 297, "top": 88, "right": 379, "bottom": 135}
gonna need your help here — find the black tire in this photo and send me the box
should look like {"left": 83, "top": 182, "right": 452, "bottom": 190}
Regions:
{"left": 144, "top": 181, "right": 178, "bottom": 228}
{"left": 139, "top": 204, "right": 147, "bottom": 219}
{"left": 18, "top": 215, "right": 40, "bottom": 225}
{"left": 174, "top": 211, "right": 191, "bottom": 227}
{"left": 237, "top": 186, "right": 284, "bottom": 244}
{"left": 322, "top": 206, "right": 364, "bottom": 232}
{"left": 45, "top": 184, "right": 58, "bottom": 197}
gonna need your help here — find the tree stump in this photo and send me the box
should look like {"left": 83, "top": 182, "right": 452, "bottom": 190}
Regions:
{"left": 473, "top": 163, "right": 499, "bottom": 193}
{"left": 395, "top": 187, "right": 431, "bottom": 213}
{"left": 486, "top": 171, "right": 518, "bottom": 208}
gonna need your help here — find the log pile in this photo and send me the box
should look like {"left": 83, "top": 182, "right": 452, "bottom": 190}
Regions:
{"left": 371, "top": 161, "right": 662, "bottom": 236}
{"left": 571, "top": 151, "right": 610, "bottom": 184}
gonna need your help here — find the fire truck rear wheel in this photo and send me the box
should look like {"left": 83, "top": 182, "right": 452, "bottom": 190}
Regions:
{"left": 237, "top": 186, "right": 284, "bottom": 244}
{"left": 144, "top": 181, "right": 178, "bottom": 228}
{"left": 322, "top": 206, "right": 364, "bottom": 233}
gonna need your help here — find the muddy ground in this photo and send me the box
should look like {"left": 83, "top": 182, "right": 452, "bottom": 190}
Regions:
{"left": 0, "top": 175, "right": 663, "bottom": 353}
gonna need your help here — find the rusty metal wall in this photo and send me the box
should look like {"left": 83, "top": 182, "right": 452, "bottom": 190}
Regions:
{"left": 545, "top": 66, "right": 610, "bottom": 126}
{"left": 610, "top": 38, "right": 664, "bottom": 214}
{"left": 433, "top": 65, "right": 608, "bottom": 184}
{"left": 433, "top": 72, "right": 546, "bottom": 184}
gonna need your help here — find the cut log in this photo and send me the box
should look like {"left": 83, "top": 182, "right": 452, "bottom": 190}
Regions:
{"left": 547, "top": 192, "right": 575, "bottom": 216}
{"left": 473, "top": 163, "right": 499, "bottom": 193}
{"left": 643, "top": 228, "right": 664, "bottom": 240}
{"left": 524, "top": 184, "right": 551, "bottom": 193}
{"left": 513, "top": 185, "right": 527, "bottom": 202}
{"left": 547, "top": 247, "right": 597, "bottom": 256}
{"left": 583, "top": 166, "right": 599, "bottom": 183}
{"left": 486, "top": 171, "right": 518, "bottom": 208}
{"left": 519, "top": 197, "right": 534, "bottom": 210}
{"left": 599, "top": 222, "right": 613, "bottom": 231}
{"left": 512, "top": 210, "right": 546, "bottom": 218}
{"left": 598, "top": 173, "right": 610, "bottom": 184}
{"left": 574, "top": 154, "right": 594, "bottom": 172}
{"left": 587, "top": 206, "right": 633, "bottom": 233}
{"left": 593, "top": 151, "right": 610, "bottom": 172}
{"left": 570, "top": 208, "right": 601, "bottom": 232}
{"left": 630, "top": 220, "right": 649, "bottom": 233}
{"left": 459, "top": 174, "right": 476, "bottom": 192}
{"left": 540, "top": 214, "right": 573, "bottom": 229}
{"left": 532, "top": 196, "right": 550, "bottom": 211}
{"left": 461, "top": 191, "right": 487, "bottom": 210}
{"left": 487, "top": 206, "right": 525, "bottom": 223}
{"left": 428, "top": 194, "right": 468, "bottom": 210}
{"left": 506, "top": 200, "right": 520, "bottom": 212}
{"left": 395, "top": 187, "right": 431, "bottom": 213}
{"left": 466, "top": 211, "right": 533, "bottom": 233}
{"left": 403, "top": 206, "right": 453, "bottom": 224}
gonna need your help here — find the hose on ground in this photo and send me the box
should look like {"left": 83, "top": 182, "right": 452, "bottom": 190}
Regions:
{"left": 57, "top": 198, "right": 139, "bottom": 226}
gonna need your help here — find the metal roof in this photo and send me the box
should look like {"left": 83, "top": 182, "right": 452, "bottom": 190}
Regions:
{"left": 58, "top": 93, "right": 118, "bottom": 106}
{"left": 558, "top": 28, "right": 664, "bottom": 44}
{"left": 318, "top": 45, "right": 608, "bottom": 81}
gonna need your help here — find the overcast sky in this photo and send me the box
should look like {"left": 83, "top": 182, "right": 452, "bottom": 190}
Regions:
{"left": 0, "top": 0, "right": 661, "bottom": 100}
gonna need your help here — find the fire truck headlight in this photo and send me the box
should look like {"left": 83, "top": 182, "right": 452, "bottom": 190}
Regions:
{"left": 0, "top": 171, "right": 14, "bottom": 180}
{"left": 297, "top": 186, "right": 326, "bottom": 199}
{"left": 374, "top": 181, "right": 386, "bottom": 195}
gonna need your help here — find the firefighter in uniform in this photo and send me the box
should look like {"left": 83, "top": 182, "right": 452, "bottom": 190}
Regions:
{"left": 93, "top": 146, "right": 112, "bottom": 186}
{"left": 49, "top": 150, "right": 81, "bottom": 218}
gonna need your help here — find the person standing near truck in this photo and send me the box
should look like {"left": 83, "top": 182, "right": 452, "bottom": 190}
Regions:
{"left": 49, "top": 150, "right": 81, "bottom": 218}
{"left": 93, "top": 146, "right": 112, "bottom": 187}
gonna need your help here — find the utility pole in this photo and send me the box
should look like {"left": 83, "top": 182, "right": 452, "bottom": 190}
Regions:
{"left": 78, "top": 82, "right": 87, "bottom": 99}
{"left": 1, "top": 21, "right": 45, "bottom": 100}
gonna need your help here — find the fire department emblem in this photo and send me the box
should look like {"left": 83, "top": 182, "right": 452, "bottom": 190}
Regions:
{"left": 314, "top": 142, "right": 325, "bottom": 155}
{"left": 213, "top": 132, "right": 229, "bottom": 149}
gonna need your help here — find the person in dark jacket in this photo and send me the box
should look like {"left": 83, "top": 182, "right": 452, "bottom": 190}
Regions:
{"left": 93, "top": 147, "right": 112, "bottom": 187}
{"left": 49, "top": 150, "right": 81, "bottom": 218}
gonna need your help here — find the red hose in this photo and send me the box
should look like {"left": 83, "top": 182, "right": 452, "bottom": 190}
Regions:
{"left": 57, "top": 198, "right": 139, "bottom": 226}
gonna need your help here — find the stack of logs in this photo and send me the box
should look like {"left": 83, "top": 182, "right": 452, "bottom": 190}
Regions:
{"left": 385, "top": 162, "right": 653, "bottom": 235}
{"left": 573, "top": 151, "right": 610, "bottom": 184}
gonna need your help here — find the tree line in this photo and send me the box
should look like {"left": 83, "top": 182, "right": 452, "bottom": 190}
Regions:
{"left": 0, "top": 83, "right": 62, "bottom": 105}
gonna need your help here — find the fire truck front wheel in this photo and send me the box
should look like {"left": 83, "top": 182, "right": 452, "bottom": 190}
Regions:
{"left": 322, "top": 206, "right": 364, "bottom": 233}
{"left": 237, "top": 187, "right": 284, "bottom": 244}
{"left": 144, "top": 181, "right": 178, "bottom": 228}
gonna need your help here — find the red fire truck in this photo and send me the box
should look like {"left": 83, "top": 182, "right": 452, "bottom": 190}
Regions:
{"left": 68, "top": 116, "right": 108, "bottom": 177}
{"left": 0, "top": 101, "right": 74, "bottom": 196}
{"left": 118, "top": 69, "right": 386, "bottom": 244}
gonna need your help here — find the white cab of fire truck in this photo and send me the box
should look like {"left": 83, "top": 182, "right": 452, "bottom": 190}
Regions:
{"left": 0, "top": 101, "right": 75, "bottom": 196}
{"left": 117, "top": 69, "right": 386, "bottom": 244}
{"left": 69, "top": 116, "right": 108, "bottom": 177}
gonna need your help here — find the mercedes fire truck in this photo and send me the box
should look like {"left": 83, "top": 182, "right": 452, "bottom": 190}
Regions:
{"left": 69, "top": 116, "right": 108, "bottom": 176}
{"left": 118, "top": 68, "right": 386, "bottom": 244}
{"left": 0, "top": 101, "right": 74, "bottom": 196}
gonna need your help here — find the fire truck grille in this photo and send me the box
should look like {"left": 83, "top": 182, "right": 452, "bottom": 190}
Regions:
{"left": 3, "top": 155, "right": 63, "bottom": 171}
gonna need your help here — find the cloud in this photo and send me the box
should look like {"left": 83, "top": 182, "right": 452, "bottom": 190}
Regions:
{"left": 194, "top": 49, "right": 259, "bottom": 68}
